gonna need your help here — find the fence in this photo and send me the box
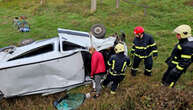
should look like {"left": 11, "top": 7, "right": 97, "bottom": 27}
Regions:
{"left": 91, "top": 0, "right": 148, "bottom": 16}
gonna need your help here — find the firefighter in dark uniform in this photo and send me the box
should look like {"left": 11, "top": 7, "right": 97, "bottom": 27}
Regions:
{"left": 102, "top": 43, "right": 130, "bottom": 94}
{"left": 131, "top": 26, "right": 158, "bottom": 76}
{"left": 162, "top": 24, "right": 193, "bottom": 87}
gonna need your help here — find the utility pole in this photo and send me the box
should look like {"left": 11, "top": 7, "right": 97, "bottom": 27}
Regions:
{"left": 116, "top": 0, "right": 120, "bottom": 8}
{"left": 91, "top": 0, "right": 97, "bottom": 12}
{"left": 40, "top": 0, "right": 46, "bottom": 6}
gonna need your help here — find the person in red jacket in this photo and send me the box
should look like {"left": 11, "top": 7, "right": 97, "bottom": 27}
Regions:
{"left": 89, "top": 47, "right": 106, "bottom": 98}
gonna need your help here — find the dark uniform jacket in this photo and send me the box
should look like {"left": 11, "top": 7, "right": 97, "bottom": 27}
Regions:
{"left": 166, "top": 37, "right": 193, "bottom": 71}
{"left": 131, "top": 33, "right": 158, "bottom": 58}
{"left": 107, "top": 53, "right": 130, "bottom": 76}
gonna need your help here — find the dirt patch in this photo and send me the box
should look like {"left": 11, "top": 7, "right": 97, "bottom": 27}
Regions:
{"left": 184, "top": 0, "right": 193, "bottom": 6}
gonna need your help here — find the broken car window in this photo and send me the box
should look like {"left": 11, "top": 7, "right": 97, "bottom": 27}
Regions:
{"left": 8, "top": 44, "right": 54, "bottom": 61}
{"left": 62, "top": 41, "right": 85, "bottom": 51}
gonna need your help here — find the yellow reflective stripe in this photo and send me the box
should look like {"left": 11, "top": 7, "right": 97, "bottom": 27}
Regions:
{"left": 109, "top": 71, "right": 125, "bottom": 76}
{"left": 171, "top": 61, "right": 179, "bottom": 65}
{"left": 121, "top": 62, "right": 127, "bottom": 72}
{"left": 177, "top": 45, "right": 182, "bottom": 50}
{"left": 112, "top": 60, "right": 115, "bottom": 70}
{"left": 181, "top": 54, "right": 191, "bottom": 59}
{"left": 149, "top": 43, "right": 156, "bottom": 47}
{"left": 133, "top": 50, "right": 157, "bottom": 58}
{"left": 107, "top": 61, "right": 111, "bottom": 66}
{"left": 169, "top": 82, "right": 174, "bottom": 88}
{"left": 135, "top": 46, "right": 146, "bottom": 49}
{"left": 131, "top": 68, "right": 138, "bottom": 71}
{"left": 145, "top": 69, "right": 152, "bottom": 72}
{"left": 131, "top": 48, "right": 135, "bottom": 51}
{"left": 176, "top": 65, "right": 183, "bottom": 70}
{"left": 109, "top": 71, "right": 115, "bottom": 76}
{"left": 174, "top": 56, "right": 177, "bottom": 59}
{"left": 134, "top": 43, "right": 156, "bottom": 50}
{"left": 134, "top": 53, "right": 146, "bottom": 58}
{"left": 152, "top": 50, "right": 158, "bottom": 53}
{"left": 171, "top": 61, "right": 184, "bottom": 70}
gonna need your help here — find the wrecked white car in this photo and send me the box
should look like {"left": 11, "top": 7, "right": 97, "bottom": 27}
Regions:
{"left": 0, "top": 28, "right": 127, "bottom": 99}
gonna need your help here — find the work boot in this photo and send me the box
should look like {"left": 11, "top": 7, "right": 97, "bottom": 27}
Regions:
{"left": 110, "top": 91, "right": 116, "bottom": 95}
{"left": 144, "top": 71, "right": 152, "bottom": 76}
{"left": 169, "top": 82, "right": 175, "bottom": 88}
{"left": 131, "top": 69, "right": 137, "bottom": 76}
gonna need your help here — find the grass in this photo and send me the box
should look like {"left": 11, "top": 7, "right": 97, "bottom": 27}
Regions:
{"left": 0, "top": 0, "right": 193, "bottom": 109}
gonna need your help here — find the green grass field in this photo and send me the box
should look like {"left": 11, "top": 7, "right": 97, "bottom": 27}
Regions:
{"left": 0, "top": 0, "right": 193, "bottom": 109}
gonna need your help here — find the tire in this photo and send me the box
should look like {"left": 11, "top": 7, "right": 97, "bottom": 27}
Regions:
{"left": 90, "top": 24, "right": 106, "bottom": 39}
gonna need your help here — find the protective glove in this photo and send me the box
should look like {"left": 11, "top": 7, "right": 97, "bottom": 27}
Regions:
{"left": 165, "top": 57, "right": 172, "bottom": 65}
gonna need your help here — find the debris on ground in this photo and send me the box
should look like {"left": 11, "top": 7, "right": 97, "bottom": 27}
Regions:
{"left": 13, "top": 16, "right": 30, "bottom": 32}
{"left": 54, "top": 93, "right": 85, "bottom": 110}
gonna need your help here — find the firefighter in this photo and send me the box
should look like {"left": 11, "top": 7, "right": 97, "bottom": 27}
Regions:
{"left": 102, "top": 43, "right": 130, "bottom": 94}
{"left": 162, "top": 24, "right": 193, "bottom": 87}
{"left": 131, "top": 26, "right": 158, "bottom": 76}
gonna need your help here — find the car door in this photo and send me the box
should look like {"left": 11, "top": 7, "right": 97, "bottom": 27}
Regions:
{"left": 0, "top": 43, "right": 56, "bottom": 97}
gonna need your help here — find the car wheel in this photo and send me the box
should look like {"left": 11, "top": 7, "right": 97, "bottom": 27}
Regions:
{"left": 90, "top": 24, "right": 106, "bottom": 39}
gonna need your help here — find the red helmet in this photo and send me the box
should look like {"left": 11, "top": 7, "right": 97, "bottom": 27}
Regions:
{"left": 134, "top": 26, "right": 144, "bottom": 34}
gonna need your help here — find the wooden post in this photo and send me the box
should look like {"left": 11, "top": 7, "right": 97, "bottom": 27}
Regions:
{"left": 91, "top": 0, "right": 97, "bottom": 12}
{"left": 40, "top": 0, "right": 46, "bottom": 6}
{"left": 116, "top": 0, "right": 119, "bottom": 8}
{"left": 100, "top": 0, "right": 103, "bottom": 7}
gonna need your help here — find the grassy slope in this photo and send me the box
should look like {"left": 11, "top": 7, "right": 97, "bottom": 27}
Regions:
{"left": 0, "top": 0, "right": 193, "bottom": 109}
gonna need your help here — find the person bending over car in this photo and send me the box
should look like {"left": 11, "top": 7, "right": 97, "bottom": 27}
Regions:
{"left": 89, "top": 47, "right": 106, "bottom": 98}
{"left": 102, "top": 43, "right": 130, "bottom": 94}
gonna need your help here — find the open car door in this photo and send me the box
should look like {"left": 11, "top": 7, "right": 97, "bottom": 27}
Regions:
{"left": 58, "top": 28, "right": 116, "bottom": 52}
